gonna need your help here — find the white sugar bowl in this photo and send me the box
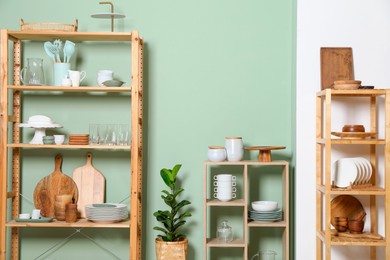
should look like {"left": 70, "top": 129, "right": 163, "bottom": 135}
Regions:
{"left": 208, "top": 146, "right": 227, "bottom": 162}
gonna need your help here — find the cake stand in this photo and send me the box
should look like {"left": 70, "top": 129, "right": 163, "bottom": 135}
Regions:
{"left": 19, "top": 123, "right": 62, "bottom": 144}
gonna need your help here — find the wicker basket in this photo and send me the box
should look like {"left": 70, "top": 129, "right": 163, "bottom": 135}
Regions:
{"left": 20, "top": 18, "right": 78, "bottom": 32}
{"left": 155, "top": 237, "right": 188, "bottom": 260}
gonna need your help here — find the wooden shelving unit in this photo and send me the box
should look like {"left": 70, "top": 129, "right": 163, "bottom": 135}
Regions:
{"left": 203, "top": 160, "right": 290, "bottom": 260}
{"left": 316, "top": 89, "right": 390, "bottom": 259}
{"left": 0, "top": 30, "right": 143, "bottom": 260}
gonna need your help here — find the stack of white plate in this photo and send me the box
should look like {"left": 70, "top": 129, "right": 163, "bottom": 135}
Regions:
{"left": 331, "top": 157, "right": 372, "bottom": 188}
{"left": 85, "top": 203, "right": 129, "bottom": 223}
{"left": 248, "top": 208, "right": 283, "bottom": 223}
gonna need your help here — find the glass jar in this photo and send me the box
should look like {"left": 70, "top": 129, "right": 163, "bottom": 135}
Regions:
{"left": 216, "top": 220, "right": 233, "bottom": 242}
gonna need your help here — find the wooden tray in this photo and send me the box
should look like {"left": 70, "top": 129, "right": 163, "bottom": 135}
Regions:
{"left": 331, "top": 195, "right": 366, "bottom": 228}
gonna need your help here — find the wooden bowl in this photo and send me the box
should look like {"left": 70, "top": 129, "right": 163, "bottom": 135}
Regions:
{"left": 342, "top": 125, "right": 365, "bottom": 133}
{"left": 348, "top": 220, "right": 365, "bottom": 234}
{"left": 333, "top": 80, "right": 361, "bottom": 90}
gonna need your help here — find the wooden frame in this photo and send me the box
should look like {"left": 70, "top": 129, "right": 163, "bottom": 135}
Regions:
{"left": 315, "top": 89, "right": 390, "bottom": 259}
{"left": 203, "top": 160, "right": 289, "bottom": 260}
{"left": 0, "top": 30, "right": 143, "bottom": 260}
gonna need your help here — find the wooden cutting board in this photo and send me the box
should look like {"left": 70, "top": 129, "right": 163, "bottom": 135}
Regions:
{"left": 72, "top": 153, "right": 105, "bottom": 218}
{"left": 33, "top": 154, "right": 79, "bottom": 218}
{"left": 320, "top": 47, "right": 354, "bottom": 90}
{"left": 331, "top": 195, "right": 366, "bottom": 228}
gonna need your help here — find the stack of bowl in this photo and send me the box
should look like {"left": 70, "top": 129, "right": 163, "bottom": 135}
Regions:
{"left": 55, "top": 194, "right": 73, "bottom": 221}
{"left": 68, "top": 134, "right": 89, "bottom": 145}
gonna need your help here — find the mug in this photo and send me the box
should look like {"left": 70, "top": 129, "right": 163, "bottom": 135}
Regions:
{"left": 214, "top": 174, "right": 236, "bottom": 182}
{"left": 214, "top": 181, "right": 236, "bottom": 187}
{"left": 31, "top": 209, "right": 41, "bottom": 219}
{"left": 97, "top": 70, "right": 113, "bottom": 86}
{"left": 214, "top": 187, "right": 236, "bottom": 193}
{"left": 214, "top": 192, "right": 236, "bottom": 202}
{"left": 68, "top": 70, "right": 86, "bottom": 87}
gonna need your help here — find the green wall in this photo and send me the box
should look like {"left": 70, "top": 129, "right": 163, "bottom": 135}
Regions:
{"left": 0, "top": 0, "right": 296, "bottom": 259}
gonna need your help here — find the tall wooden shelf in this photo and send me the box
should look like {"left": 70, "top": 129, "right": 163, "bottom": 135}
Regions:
{"left": 316, "top": 89, "right": 390, "bottom": 259}
{"left": 0, "top": 30, "right": 143, "bottom": 260}
{"left": 203, "top": 160, "right": 290, "bottom": 259}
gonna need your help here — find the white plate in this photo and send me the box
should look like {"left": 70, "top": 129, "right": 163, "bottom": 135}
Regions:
{"left": 331, "top": 158, "right": 358, "bottom": 188}
{"left": 361, "top": 158, "right": 372, "bottom": 184}
{"left": 352, "top": 158, "right": 364, "bottom": 185}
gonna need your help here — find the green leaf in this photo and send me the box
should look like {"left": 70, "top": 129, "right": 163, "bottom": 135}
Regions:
{"left": 160, "top": 170, "right": 171, "bottom": 187}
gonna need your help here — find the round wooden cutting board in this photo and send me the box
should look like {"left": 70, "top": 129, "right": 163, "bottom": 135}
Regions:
{"left": 331, "top": 195, "right": 366, "bottom": 228}
{"left": 33, "top": 154, "right": 79, "bottom": 218}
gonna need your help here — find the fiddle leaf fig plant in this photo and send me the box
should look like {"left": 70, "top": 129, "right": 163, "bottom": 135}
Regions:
{"left": 153, "top": 164, "right": 192, "bottom": 242}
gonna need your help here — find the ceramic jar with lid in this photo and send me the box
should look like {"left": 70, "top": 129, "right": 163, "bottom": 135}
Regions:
{"left": 208, "top": 146, "right": 227, "bottom": 162}
{"left": 225, "top": 136, "right": 244, "bottom": 162}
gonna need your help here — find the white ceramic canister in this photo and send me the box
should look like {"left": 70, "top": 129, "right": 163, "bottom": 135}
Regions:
{"left": 225, "top": 136, "right": 244, "bottom": 162}
{"left": 208, "top": 146, "right": 227, "bottom": 162}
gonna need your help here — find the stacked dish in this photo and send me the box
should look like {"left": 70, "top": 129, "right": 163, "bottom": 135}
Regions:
{"left": 85, "top": 203, "right": 129, "bottom": 223}
{"left": 331, "top": 157, "right": 372, "bottom": 188}
{"left": 248, "top": 208, "right": 283, "bottom": 223}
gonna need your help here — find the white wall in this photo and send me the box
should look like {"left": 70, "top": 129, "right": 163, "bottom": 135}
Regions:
{"left": 297, "top": 0, "right": 390, "bottom": 259}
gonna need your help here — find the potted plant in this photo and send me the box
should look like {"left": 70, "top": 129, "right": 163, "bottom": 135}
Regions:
{"left": 154, "top": 164, "right": 192, "bottom": 260}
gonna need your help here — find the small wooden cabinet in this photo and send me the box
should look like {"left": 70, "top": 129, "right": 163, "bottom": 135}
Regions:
{"left": 203, "top": 160, "right": 290, "bottom": 260}
{"left": 316, "top": 89, "right": 390, "bottom": 259}
{"left": 0, "top": 30, "right": 143, "bottom": 260}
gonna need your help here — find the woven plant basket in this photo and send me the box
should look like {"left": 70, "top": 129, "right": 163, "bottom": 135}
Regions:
{"left": 155, "top": 237, "right": 188, "bottom": 260}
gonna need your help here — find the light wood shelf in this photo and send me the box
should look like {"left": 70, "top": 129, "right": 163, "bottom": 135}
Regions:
{"left": 315, "top": 89, "right": 390, "bottom": 259}
{"left": 203, "top": 161, "right": 289, "bottom": 259}
{"left": 0, "top": 30, "right": 143, "bottom": 260}
{"left": 6, "top": 218, "right": 130, "bottom": 228}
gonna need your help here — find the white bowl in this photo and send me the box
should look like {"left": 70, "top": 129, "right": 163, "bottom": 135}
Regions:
{"left": 208, "top": 146, "right": 227, "bottom": 162}
{"left": 251, "top": 201, "right": 278, "bottom": 212}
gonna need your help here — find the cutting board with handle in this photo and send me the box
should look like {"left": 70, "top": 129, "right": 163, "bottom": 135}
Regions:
{"left": 33, "top": 154, "right": 79, "bottom": 218}
{"left": 72, "top": 152, "right": 105, "bottom": 218}
{"left": 320, "top": 47, "right": 354, "bottom": 90}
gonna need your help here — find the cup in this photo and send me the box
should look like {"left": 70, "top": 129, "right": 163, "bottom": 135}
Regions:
{"left": 54, "top": 63, "right": 71, "bottom": 86}
{"left": 65, "top": 203, "right": 78, "bottom": 223}
{"left": 89, "top": 124, "right": 100, "bottom": 145}
{"left": 68, "top": 70, "right": 86, "bottom": 87}
{"left": 97, "top": 70, "right": 114, "bottom": 87}
{"left": 31, "top": 209, "right": 41, "bottom": 219}
{"left": 225, "top": 136, "right": 244, "bottom": 162}
{"left": 54, "top": 135, "right": 65, "bottom": 145}
{"left": 214, "top": 181, "right": 236, "bottom": 187}
{"left": 214, "top": 192, "right": 236, "bottom": 202}
{"left": 116, "top": 124, "right": 130, "bottom": 145}
{"left": 214, "top": 187, "right": 236, "bottom": 193}
{"left": 214, "top": 174, "right": 236, "bottom": 182}
{"left": 19, "top": 213, "right": 30, "bottom": 219}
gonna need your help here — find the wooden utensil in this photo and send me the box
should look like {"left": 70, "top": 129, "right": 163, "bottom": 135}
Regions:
{"left": 33, "top": 154, "right": 79, "bottom": 218}
{"left": 72, "top": 153, "right": 105, "bottom": 218}
{"left": 320, "top": 47, "right": 354, "bottom": 90}
{"left": 331, "top": 195, "right": 365, "bottom": 228}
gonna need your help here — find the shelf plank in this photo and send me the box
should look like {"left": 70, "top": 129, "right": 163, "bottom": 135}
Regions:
{"left": 205, "top": 160, "right": 288, "bottom": 166}
{"left": 316, "top": 89, "right": 387, "bottom": 97}
{"left": 316, "top": 184, "right": 386, "bottom": 195}
{"left": 7, "top": 31, "right": 133, "bottom": 42}
{"left": 6, "top": 218, "right": 130, "bottom": 228}
{"left": 316, "top": 138, "right": 385, "bottom": 145}
{"left": 248, "top": 220, "right": 287, "bottom": 227}
{"left": 206, "top": 199, "right": 245, "bottom": 206}
{"left": 206, "top": 238, "right": 246, "bottom": 247}
{"left": 7, "top": 144, "right": 130, "bottom": 150}
{"left": 8, "top": 86, "right": 132, "bottom": 93}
